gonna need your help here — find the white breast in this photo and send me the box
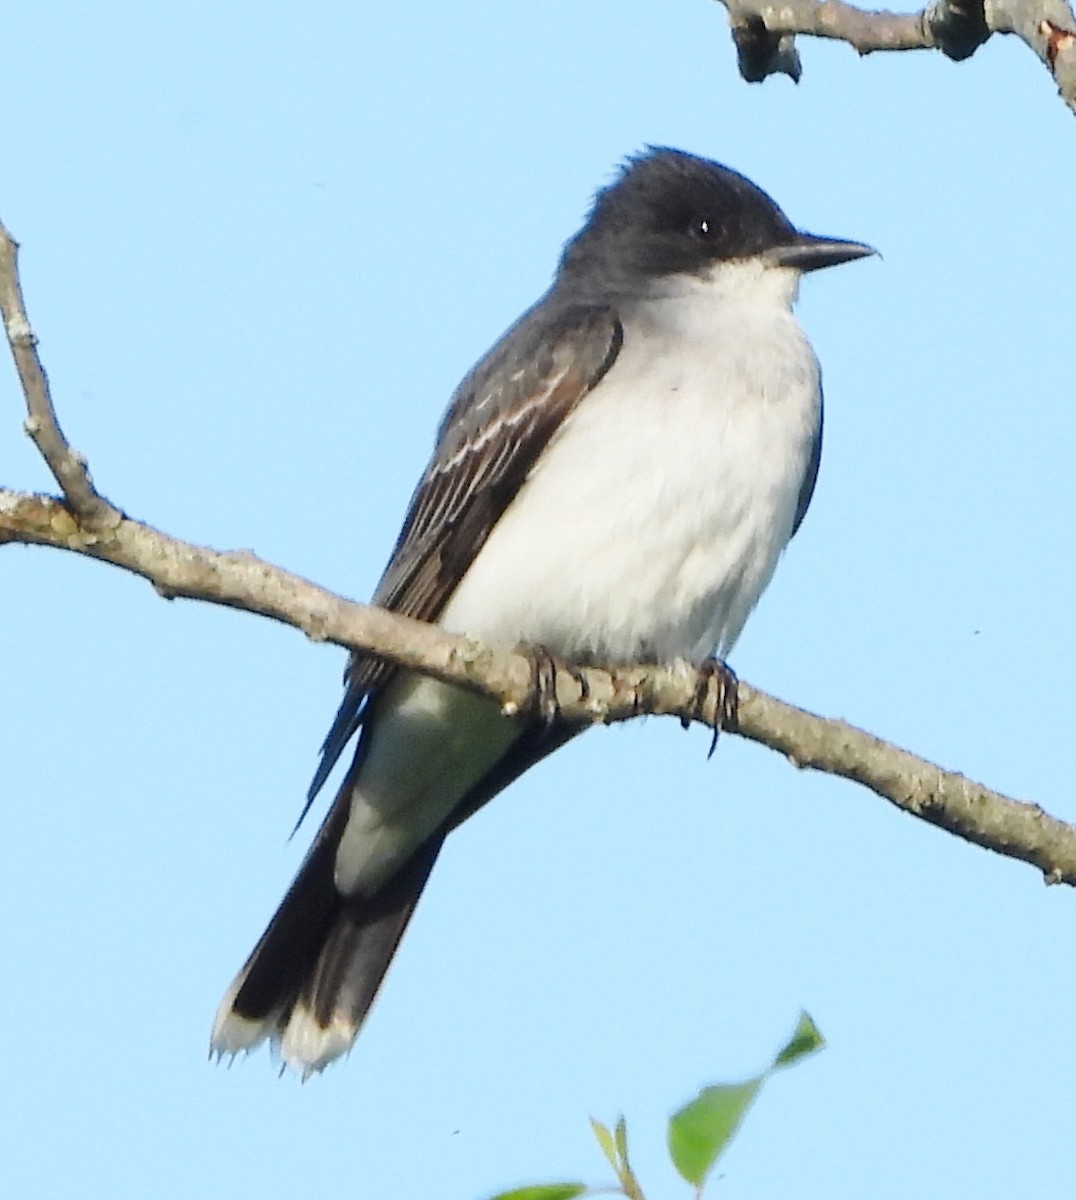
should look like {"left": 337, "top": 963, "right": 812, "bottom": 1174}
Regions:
{"left": 440, "top": 259, "right": 822, "bottom": 665}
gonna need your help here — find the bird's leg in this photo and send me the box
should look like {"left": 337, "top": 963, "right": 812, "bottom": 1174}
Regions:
{"left": 522, "top": 644, "right": 589, "bottom": 727}
{"left": 681, "top": 657, "right": 739, "bottom": 758}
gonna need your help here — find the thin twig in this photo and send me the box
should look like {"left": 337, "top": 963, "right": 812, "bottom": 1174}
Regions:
{"left": 716, "top": 0, "right": 1076, "bottom": 114}
{"left": 0, "top": 220, "right": 119, "bottom": 528}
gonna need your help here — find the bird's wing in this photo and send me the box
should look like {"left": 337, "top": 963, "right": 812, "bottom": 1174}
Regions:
{"left": 306, "top": 300, "right": 623, "bottom": 802}
{"left": 790, "top": 391, "right": 823, "bottom": 539}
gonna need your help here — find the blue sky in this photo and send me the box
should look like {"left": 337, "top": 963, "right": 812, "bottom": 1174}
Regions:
{"left": 3, "top": 3, "right": 1075, "bottom": 1198}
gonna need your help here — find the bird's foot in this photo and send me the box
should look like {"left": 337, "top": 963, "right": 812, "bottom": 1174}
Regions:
{"left": 522, "top": 644, "right": 589, "bottom": 727}
{"left": 681, "top": 657, "right": 739, "bottom": 758}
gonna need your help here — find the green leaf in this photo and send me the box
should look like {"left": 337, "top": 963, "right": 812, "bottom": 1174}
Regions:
{"left": 667, "top": 1076, "right": 763, "bottom": 1187}
{"left": 589, "top": 1117, "right": 619, "bottom": 1172}
{"left": 773, "top": 1011, "right": 825, "bottom": 1070}
{"left": 614, "top": 1115, "right": 629, "bottom": 1167}
{"left": 486, "top": 1185, "right": 588, "bottom": 1200}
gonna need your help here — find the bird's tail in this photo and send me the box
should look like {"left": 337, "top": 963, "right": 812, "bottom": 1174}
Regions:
{"left": 211, "top": 789, "right": 442, "bottom": 1077}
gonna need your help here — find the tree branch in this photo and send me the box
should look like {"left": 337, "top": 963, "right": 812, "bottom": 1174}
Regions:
{"left": 0, "top": 220, "right": 119, "bottom": 529}
{"left": 3, "top": 220, "right": 1075, "bottom": 891}
{"left": 715, "top": 0, "right": 1076, "bottom": 115}
{"left": 4, "top": 484, "right": 1075, "bottom": 885}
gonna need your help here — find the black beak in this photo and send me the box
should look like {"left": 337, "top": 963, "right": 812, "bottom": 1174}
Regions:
{"left": 768, "top": 233, "right": 877, "bottom": 272}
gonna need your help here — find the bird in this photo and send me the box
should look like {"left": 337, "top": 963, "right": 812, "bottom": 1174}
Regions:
{"left": 211, "top": 146, "right": 873, "bottom": 1076}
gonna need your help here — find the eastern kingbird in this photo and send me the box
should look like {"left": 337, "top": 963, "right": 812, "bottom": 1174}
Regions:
{"left": 212, "top": 147, "right": 873, "bottom": 1075}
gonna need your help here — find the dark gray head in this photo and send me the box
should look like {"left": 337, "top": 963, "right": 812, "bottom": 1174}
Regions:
{"left": 558, "top": 147, "right": 873, "bottom": 294}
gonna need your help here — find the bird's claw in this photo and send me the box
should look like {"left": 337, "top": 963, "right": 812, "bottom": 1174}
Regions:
{"left": 523, "top": 644, "right": 588, "bottom": 727}
{"left": 682, "top": 657, "right": 739, "bottom": 758}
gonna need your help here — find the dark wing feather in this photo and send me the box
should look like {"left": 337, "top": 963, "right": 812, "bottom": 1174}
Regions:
{"left": 307, "top": 300, "right": 623, "bottom": 801}
{"left": 790, "top": 389, "right": 823, "bottom": 539}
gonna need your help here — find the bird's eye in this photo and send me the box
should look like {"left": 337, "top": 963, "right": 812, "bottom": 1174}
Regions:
{"left": 690, "top": 215, "right": 719, "bottom": 240}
